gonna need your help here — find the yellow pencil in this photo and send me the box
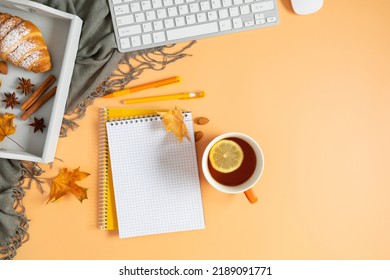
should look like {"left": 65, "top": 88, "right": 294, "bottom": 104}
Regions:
{"left": 103, "top": 76, "right": 181, "bottom": 98}
{"left": 122, "top": 91, "right": 205, "bottom": 104}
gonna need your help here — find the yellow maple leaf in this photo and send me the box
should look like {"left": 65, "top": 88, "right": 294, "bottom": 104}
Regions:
{"left": 0, "top": 113, "right": 23, "bottom": 149}
{"left": 48, "top": 167, "right": 90, "bottom": 203}
{"left": 157, "top": 107, "right": 190, "bottom": 142}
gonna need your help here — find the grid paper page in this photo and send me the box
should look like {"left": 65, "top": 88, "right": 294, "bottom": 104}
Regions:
{"left": 106, "top": 112, "right": 205, "bottom": 238}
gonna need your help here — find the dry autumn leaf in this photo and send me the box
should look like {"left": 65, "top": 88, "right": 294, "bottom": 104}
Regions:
{"left": 0, "top": 112, "right": 23, "bottom": 149}
{"left": 48, "top": 167, "right": 90, "bottom": 203}
{"left": 157, "top": 107, "right": 190, "bottom": 142}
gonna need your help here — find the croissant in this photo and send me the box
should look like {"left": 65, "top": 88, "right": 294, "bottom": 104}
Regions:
{"left": 0, "top": 13, "right": 51, "bottom": 73}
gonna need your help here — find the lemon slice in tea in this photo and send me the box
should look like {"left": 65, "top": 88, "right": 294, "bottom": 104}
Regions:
{"left": 209, "top": 139, "right": 244, "bottom": 173}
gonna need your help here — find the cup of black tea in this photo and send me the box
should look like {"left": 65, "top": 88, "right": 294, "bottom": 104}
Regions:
{"left": 202, "top": 132, "right": 264, "bottom": 204}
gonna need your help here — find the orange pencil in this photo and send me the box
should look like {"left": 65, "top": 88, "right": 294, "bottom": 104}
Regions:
{"left": 103, "top": 76, "right": 181, "bottom": 98}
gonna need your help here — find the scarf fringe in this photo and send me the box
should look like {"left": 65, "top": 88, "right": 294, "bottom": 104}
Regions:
{"left": 59, "top": 41, "right": 196, "bottom": 137}
{"left": 0, "top": 185, "right": 30, "bottom": 260}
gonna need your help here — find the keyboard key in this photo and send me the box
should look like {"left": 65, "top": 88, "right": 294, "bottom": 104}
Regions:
{"left": 163, "top": 0, "right": 173, "bottom": 6}
{"left": 154, "top": 20, "right": 164, "bottom": 30}
{"left": 143, "top": 22, "right": 153, "bottom": 32}
{"left": 135, "top": 13, "right": 146, "bottom": 22}
{"left": 130, "top": 2, "right": 141, "bottom": 12}
{"left": 141, "top": 0, "right": 152, "bottom": 10}
{"left": 232, "top": 17, "right": 243, "bottom": 28}
{"left": 157, "top": 8, "right": 168, "bottom": 18}
{"left": 229, "top": 7, "right": 239, "bottom": 17}
{"left": 118, "top": 25, "right": 142, "bottom": 36}
{"left": 153, "top": 31, "right": 166, "bottom": 43}
{"left": 113, "top": 0, "right": 122, "bottom": 4}
{"left": 186, "top": 14, "right": 196, "bottom": 25}
{"left": 219, "top": 19, "right": 232, "bottom": 31}
{"left": 146, "top": 10, "right": 157, "bottom": 20}
{"left": 167, "top": 22, "right": 219, "bottom": 40}
{"left": 131, "top": 36, "right": 142, "bottom": 47}
{"left": 240, "top": 5, "right": 250, "bottom": 15}
{"left": 168, "top": 7, "right": 178, "bottom": 16}
{"left": 164, "top": 18, "right": 175, "bottom": 28}
{"left": 152, "top": 0, "right": 163, "bottom": 8}
{"left": 266, "top": 16, "right": 277, "bottom": 23}
{"left": 219, "top": 9, "right": 229, "bottom": 19}
{"left": 114, "top": 4, "right": 130, "bottom": 15}
{"left": 175, "top": 16, "right": 186, "bottom": 26}
{"left": 178, "top": 5, "right": 189, "bottom": 15}
{"left": 142, "top": 33, "right": 153, "bottom": 45}
{"left": 189, "top": 3, "right": 200, "bottom": 13}
{"left": 120, "top": 37, "right": 130, "bottom": 49}
{"left": 222, "top": 0, "right": 233, "bottom": 7}
{"left": 116, "top": 15, "right": 135, "bottom": 26}
{"left": 200, "top": 1, "right": 211, "bottom": 11}
{"left": 207, "top": 11, "right": 218, "bottom": 21}
{"left": 211, "top": 0, "right": 222, "bottom": 9}
{"left": 255, "top": 13, "right": 265, "bottom": 19}
{"left": 197, "top": 13, "right": 207, "bottom": 23}
{"left": 244, "top": 20, "right": 254, "bottom": 27}
{"left": 255, "top": 19, "right": 266, "bottom": 25}
{"left": 251, "top": 1, "right": 274, "bottom": 13}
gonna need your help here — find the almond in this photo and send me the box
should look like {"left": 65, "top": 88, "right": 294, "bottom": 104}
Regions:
{"left": 194, "top": 131, "right": 203, "bottom": 142}
{"left": 195, "top": 117, "right": 209, "bottom": 125}
{"left": 0, "top": 61, "right": 8, "bottom": 75}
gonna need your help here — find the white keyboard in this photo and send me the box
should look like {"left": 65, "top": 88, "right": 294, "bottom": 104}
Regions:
{"left": 108, "top": 0, "right": 279, "bottom": 52}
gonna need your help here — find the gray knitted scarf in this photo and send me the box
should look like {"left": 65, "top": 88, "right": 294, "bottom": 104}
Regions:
{"left": 0, "top": 159, "right": 28, "bottom": 259}
{"left": 0, "top": 0, "right": 194, "bottom": 259}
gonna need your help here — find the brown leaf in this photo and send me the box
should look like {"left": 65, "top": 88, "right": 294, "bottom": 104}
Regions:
{"left": 0, "top": 113, "right": 23, "bottom": 149}
{"left": 157, "top": 107, "right": 190, "bottom": 142}
{"left": 48, "top": 167, "right": 90, "bottom": 203}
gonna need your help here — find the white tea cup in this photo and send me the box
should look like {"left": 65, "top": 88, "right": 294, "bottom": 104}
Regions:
{"left": 202, "top": 132, "right": 264, "bottom": 204}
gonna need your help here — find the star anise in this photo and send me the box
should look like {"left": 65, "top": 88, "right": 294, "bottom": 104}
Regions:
{"left": 29, "top": 117, "right": 46, "bottom": 133}
{"left": 16, "top": 77, "right": 34, "bottom": 95}
{"left": 2, "top": 92, "right": 20, "bottom": 109}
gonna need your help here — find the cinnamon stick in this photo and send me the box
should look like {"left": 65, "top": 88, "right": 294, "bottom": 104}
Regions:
{"left": 20, "top": 74, "right": 56, "bottom": 111}
{"left": 20, "top": 86, "right": 57, "bottom": 121}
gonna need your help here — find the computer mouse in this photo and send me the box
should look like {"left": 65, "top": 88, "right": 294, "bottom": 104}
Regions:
{"left": 290, "top": 0, "right": 323, "bottom": 15}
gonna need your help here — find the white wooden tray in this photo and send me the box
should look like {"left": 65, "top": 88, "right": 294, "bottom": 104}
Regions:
{"left": 0, "top": 0, "right": 82, "bottom": 162}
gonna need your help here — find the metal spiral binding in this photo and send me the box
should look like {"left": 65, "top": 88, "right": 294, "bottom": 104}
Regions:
{"left": 98, "top": 107, "right": 109, "bottom": 230}
{"left": 109, "top": 115, "right": 162, "bottom": 126}
{"left": 108, "top": 112, "right": 190, "bottom": 126}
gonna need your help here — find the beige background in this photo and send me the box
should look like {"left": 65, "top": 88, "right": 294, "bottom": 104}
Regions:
{"left": 17, "top": 0, "right": 390, "bottom": 259}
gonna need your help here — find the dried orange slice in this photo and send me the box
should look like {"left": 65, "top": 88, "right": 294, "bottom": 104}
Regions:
{"left": 209, "top": 139, "right": 244, "bottom": 173}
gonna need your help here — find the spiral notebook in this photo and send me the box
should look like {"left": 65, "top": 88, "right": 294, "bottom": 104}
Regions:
{"left": 100, "top": 107, "right": 205, "bottom": 238}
